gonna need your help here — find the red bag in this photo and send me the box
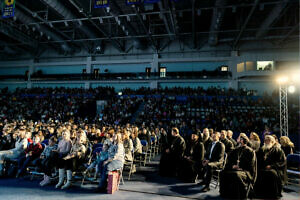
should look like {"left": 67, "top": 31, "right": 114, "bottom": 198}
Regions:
{"left": 107, "top": 171, "right": 120, "bottom": 194}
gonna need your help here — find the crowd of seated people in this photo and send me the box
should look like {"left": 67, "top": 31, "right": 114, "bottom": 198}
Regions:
{"left": 160, "top": 128, "right": 292, "bottom": 199}
{"left": 0, "top": 86, "right": 298, "bottom": 198}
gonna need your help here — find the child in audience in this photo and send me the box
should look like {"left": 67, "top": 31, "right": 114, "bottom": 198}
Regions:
{"left": 37, "top": 136, "right": 58, "bottom": 186}
{"left": 16, "top": 134, "right": 43, "bottom": 177}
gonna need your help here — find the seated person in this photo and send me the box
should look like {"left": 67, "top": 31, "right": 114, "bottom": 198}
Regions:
{"left": 220, "top": 133, "right": 256, "bottom": 199}
{"left": 36, "top": 136, "right": 58, "bottom": 186}
{"left": 0, "top": 127, "right": 14, "bottom": 151}
{"left": 55, "top": 130, "right": 87, "bottom": 189}
{"left": 123, "top": 130, "right": 133, "bottom": 162}
{"left": 16, "top": 134, "right": 43, "bottom": 177}
{"left": 95, "top": 133, "right": 125, "bottom": 193}
{"left": 159, "top": 128, "right": 186, "bottom": 177}
{"left": 198, "top": 131, "right": 225, "bottom": 192}
{"left": 178, "top": 132, "right": 204, "bottom": 182}
{"left": 255, "top": 135, "right": 287, "bottom": 199}
{"left": 0, "top": 129, "right": 28, "bottom": 176}
{"left": 280, "top": 136, "right": 294, "bottom": 156}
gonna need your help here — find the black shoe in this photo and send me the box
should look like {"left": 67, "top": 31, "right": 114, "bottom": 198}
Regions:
{"left": 200, "top": 186, "right": 210, "bottom": 193}
{"left": 93, "top": 187, "right": 106, "bottom": 193}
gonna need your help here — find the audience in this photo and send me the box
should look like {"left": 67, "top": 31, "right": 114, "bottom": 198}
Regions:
{"left": 0, "top": 86, "right": 297, "bottom": 198}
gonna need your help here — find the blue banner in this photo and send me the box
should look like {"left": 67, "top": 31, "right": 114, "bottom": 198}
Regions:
{"left": 126, "top": 0, "right": 141, "bottom": 5}
{"left": 144, "top": 0, "right": 160, "bottom": 3}
{"left": 94, "top": 0, "right": 109, "bottom": 8}
{"left": 2, "top": 0, "right": 15, "bottom": 19}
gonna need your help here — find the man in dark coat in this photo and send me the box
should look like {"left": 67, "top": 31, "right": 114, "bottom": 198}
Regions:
{"left": 227, "top": 130, "right": 237, "bottom": 147}
{"left": 178, "top": 132, "right": 204, "bottom": 182}
{"left": 220, "top": 133, "right": 256, "bottom": 199}
{"left": 220, "top": 130, "right": 234, "bottom": 155}
{"left": 198, "top": 131, "right": 225, "bottom": 192}
{"left": 255, "top": 135, "right": 287, "bottom": 199}
{"left": 201, "top": 128, "right": 212, "bottom": 152}
{"left": 159, "top": 127, "right": 186, "bottom": 177}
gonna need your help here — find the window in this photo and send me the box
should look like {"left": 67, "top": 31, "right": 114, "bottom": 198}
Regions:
{"left": 159, "top": 67, "right": 166, "bottom": 78}
{"left": 257, "top": 61, "right": 274, "bottom": 71}
{"left": 237, "top": 63, "right": 244, "bottom": 72}
{"left": 221, "top": 65, "right": 229, "bottom": 71}
{"left": 246, "top": 62, "right": 255, "bottom": 71}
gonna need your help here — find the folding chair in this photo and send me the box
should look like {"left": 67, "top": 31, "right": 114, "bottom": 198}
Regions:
{"left": 211, "top": 153, "right": 227, "bottom": 189}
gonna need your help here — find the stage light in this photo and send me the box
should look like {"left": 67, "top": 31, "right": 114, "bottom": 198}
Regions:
{"left": 288, "top": 85, "right": 296, "bottom": 93}
{"left": 118, "top": 92, "right": 122, "bottom": 96}
{"left": 276, "top": 76, "right": 289, "bottom": 84}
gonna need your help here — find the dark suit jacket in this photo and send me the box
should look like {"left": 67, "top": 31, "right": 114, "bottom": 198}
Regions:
{"left": 205, "top": 141, "right": 225, "bottom": 167}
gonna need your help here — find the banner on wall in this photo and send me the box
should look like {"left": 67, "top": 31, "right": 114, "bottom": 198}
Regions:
{"left": 125, "top": 0, "right": 141, "bottom": 5}
{"left": 94, "top": 0, "right": 109, "bottom": 8}
{"left": 2, "top": 0, "right": 16, "bottom": 18}
{"left": 143, "top": 0, "right": 160, "bottom": 3}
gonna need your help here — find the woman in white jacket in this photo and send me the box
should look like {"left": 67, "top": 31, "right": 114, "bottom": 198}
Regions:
{"left": 0, "top": 129, "right": 28, "bottom": 176}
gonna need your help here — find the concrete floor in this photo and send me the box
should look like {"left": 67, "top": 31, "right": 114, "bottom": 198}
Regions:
{"left": 0, "top": 156, "right": 299, "bottom": 200}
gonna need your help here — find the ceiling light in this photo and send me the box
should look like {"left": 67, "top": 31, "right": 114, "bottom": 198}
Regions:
{"left": 64, "top": 21, "right": 69, "bottom": 27}
{"left": 99, "top": 18, "right": 103, "bottom": 23}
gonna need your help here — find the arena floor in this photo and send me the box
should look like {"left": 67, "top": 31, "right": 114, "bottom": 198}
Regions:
{"left": 0, "top": 155, "right": 299, "bottom": 200}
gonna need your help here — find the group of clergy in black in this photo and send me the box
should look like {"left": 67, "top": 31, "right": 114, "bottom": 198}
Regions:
{"left": 159, "top": 128, "right": 287, "bottom": 199}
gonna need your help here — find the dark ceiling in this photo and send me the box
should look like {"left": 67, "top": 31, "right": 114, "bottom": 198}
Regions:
{"left": 0, "top": 0, "right": 298, "bottom": 57}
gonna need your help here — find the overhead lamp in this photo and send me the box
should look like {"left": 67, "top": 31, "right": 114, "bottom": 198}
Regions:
{"left": 78, "top": 20, "right": 82, "bottom": 26}
{"left": 64, "top": 21, "right": 69, "bottom": 27}
{"left": 106, "top": 7, "right": 110, "bottom": 13}
{"left": 142, "top": 14, "right": 146, "bottom": 20}
{"left": 288, "top": 85, "right": 296, "bottom": 93}
{"left": 99, "top": 18, "right": 103, "bottom": 23}
{"left": 122, "top": 25, "right": 125, "bottom": 31}
{"left": 49, "top": 22, "right": 53, "bottom": 28}
{"left": 117, "top": 20, "right": 121, "bottom": 25}
{"left": 126, "top": 16, "right": 130, "bottom": 21}
{"left": 47, "top": 36, "right": 51, "bottom": 40}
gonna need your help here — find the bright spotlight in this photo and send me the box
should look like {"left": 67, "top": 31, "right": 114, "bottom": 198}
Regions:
{"left": 118, "top": 92, "right": 122, "bottom": 96}
{"left": 288, "top": 85, "right": 296, "bottom": 93}
{"left": 292, "top": 73, "right": 300, "bottom": 83}
{"left": 276, "top": 76, "right": 289, "bottom": 84}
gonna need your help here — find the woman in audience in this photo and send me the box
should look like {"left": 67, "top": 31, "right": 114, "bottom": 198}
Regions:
{"left": 123, "top": 130, "right": 133, "bottom": 163}
{"left": 280, "top": 136, "right": 294, "bottom": 156}
{"left": 55, "top": 130, "right": 87, "bottom": 189}
{"left": 0, "top": 129, "right": 28, "bottom": 176}
{"left": 95, "top": 133, "right": 125, "bottom": 192}
{"left": 249, "top": 132, "right": 261, "bottom": 151}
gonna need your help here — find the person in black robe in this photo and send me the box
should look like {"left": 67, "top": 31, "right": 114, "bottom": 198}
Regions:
{"left": 198, "top": 131, "right": 225, "bottom": 192}
{"left": 159, "top": 127, "right": 186, "bottom": 177}
{"left": 178, "top": 132, "right": 204, "bottom": 182}
{"left": 255, "top": 135, "right": 287, "bottom": 199}
{"left": 220, "top": 130, "right": 234, "bottom": 155}
{"left": 220, "top": 133, "right": 256, "bottom": 199}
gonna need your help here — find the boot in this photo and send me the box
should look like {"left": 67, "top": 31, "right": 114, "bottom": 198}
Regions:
{"left": 40, "top": 175, "right": 51, "bottom": 186}
{"left": 39, "top": 174, "right": 46, "bottom": 186}
{"left": 55, "top": 169, "right": 65, "bottom": 188}
{"left": 61, "top": 170, "right": 72, "bottom": 189}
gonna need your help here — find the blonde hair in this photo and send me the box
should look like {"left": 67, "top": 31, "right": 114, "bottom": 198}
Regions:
{"left": 280, "top": 136, "right": 294, "bottom": 148}
{"left": 250, "top": 132, "right": 260, "bottom": 142}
